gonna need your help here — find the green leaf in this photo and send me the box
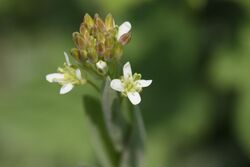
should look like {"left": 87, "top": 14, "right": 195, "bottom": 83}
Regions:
{"left": 119, "top": 104, "right": 146, "bottom": 167}
{"left": 102, "top": 77, "right": 128, "bottom": 152}
{"left": 83, "top": 95, "right": 119, "bottom": 167}
{"left": 84, "top": 78, "right": 146, "bottom": 167}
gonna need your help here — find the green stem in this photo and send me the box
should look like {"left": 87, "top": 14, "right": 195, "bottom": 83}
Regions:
{"left": 87, "top": 79, "right": 101, "bottom": 93}
{"left": 82, "top": 62, "right": 105, "bottom": 80}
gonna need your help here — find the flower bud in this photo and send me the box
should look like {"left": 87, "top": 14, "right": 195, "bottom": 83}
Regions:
{"left": 119, "top": 32, "right": 131, "bottom": 45}
{"left": 84, "top": 13, "right": 94, "bottom": 29}
{"left": 71, "top": 48, "right": 81, "bottom": 60}
{"left": 105, "top": 13, "right": 115, "bottom": 31}
{"left": 97, "top": 42, "right": 105, "bottom": 55}
{"left": 94, "top": 14, "right": 106, "bottom": 32}
{"left": 87, "top": 48, "right": 98, "bottom": 63}
{"left": 105, "top": 36, "right": 115, "bottom": 48}
{"left": 117, "top": 21, "right": 131, "bottom": 41}
{"left": 73, "top": 32, "right": 85, "bottom": 49}
{"left": 79, "top": 23, "right": 90, "bottom": 40}
{"left": 79, "top": 49, "right": 88, "bottom": 60}
{"left": 79, "top": 23, "right": 88, "bottom": 35}
{"left": 96, "top": 60, "right": 108, "bottom": 74}
{"left": 133, "top": 73, "right": 141, "bottom": 80}
{"left": 72, "top": 32, "right": 80, "bottom": 42}
{"left": 77, "top": 36, "right": 85, "bottom": 49}
{"left": 96, "top": 31, "right": 105, "bottom": 43}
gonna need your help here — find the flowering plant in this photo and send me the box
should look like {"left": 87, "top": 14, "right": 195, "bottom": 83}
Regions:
{"left": 46, "top": 13, "right": 152, "bottom": 167}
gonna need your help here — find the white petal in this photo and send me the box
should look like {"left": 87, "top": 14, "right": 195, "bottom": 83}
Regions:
{"left": 127, "top": 92, "right": 141, "bottom": 105}
{"left": 75, "top": 69, "right": 82, "bottom": 80}
{"left": 117, "top": 21, "right": 131, "bottom": 40}
{"left": 64, "top": 52, "right": 71, "bottom": 66}
{"left": 96, "top": 60, "right": 107, "bottom": 70}
{"left": 46, "top": 73, "right": 64, "bottom": 83}
{"left": 123, "top": 62, "right": 132, "bottom": 79}
{"left": 110, "top": 79, "right": 124, "bottom": 92}
{"left": 60, "top": 83, "right": 74, "bottom": 94}
{"left": 136, "top": 80, "right": 152, "bottom": 88}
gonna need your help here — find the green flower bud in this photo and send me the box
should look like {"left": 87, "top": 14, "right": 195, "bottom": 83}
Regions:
{"left": 133, "top": 73, "right": 141, "bottom": 80}
{"left": 87, "top": 48, "right": 98, "bottom": 63}
{"left": 77, "top": 36, "right": 85, "bottom": 49}
{"left": 72, "top": 32, "right": 79, "bottom": 42}
{"left": 84, "top": 13, "right": 94, "bottom": 29}
{"left": 79, "top": 49, "right": 88, "bottom": 60}
{"left": 94, "top": 14, "right": 106, "bottom": 32}
{"left": 79, "top": 23, "right": 88, "bottom": 35}
{"left": 105, "top": 13, "right": 115, "bottom": 31}
{"left": 105, "top": 36, "right": 115, "bottom": 48}
{"left": 71, "top": 48, "right": 81, "bottom": 60}
{"left": 72, "top": 32, "right": 85, "bottom": 49}
{"left": 96, "top": 31, "right": 105, "bottom": 43}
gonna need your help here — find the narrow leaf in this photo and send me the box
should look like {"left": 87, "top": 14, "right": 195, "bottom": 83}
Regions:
{"left": 119, "top": 104, "right": 146, "bottom": 167}
{"left": 83, "top": 95, "right": 119, "bottom": 167}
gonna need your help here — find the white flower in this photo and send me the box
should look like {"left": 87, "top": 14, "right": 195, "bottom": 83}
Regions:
{"left": 46, "top": 52, "right": 86, "bottom": 94}
{"left": 117, "top": 21, "right": 131, "bottom": 40}
{"left": 96, "top": 60, "right": 107, "bottom": 73}
{"left": 110, "top": 62, "right": 152, "bottom": 105}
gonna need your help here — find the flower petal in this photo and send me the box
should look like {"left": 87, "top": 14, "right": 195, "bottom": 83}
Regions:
{"left": 123, "top": 62, "right": 132, "bottom": 79}
{"left": 96, "top": 60, "right": 107, "bottom": 71}
{"left": 60, "top": 83, "right": 74, "bottom": 94}
{"left": 46, "top": 73, "right": 64, "bottom": 83}
{"left": 117, "top": 21, "right": 131, "bottom": 40}
{"left": 64, "top": 52, "right": 71, "bottom": 66}
{"left": 110, "top": 79, "right": 124, "bottom": 92}
{"left": 136, "top": 80, "right": 152, "bottom": 88}
{"left": 127, "top": 92, "right": 141, "bottom": 105}
{"left": 75, "top": 69, "right": 82, "bottom": 80}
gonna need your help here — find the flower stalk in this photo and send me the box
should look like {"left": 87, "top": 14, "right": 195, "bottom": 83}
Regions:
{"left": 45, "top": 13, "right": 152, "bottom": 167}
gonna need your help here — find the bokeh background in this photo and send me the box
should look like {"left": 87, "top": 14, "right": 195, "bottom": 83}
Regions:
{"left": 1, "top": 0, "right": 250, "bottom": 166}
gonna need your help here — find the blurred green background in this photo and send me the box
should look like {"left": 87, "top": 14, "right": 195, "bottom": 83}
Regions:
{"left": 1, "top": 0, "right": 250, "bottom": 166}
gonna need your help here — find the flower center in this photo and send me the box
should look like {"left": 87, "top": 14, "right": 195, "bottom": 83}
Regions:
{"left": 58, "top": 64, "right": 84, "bottom": 85}
{"left": 121, "top": 73, "right": 142, "bottom": 94}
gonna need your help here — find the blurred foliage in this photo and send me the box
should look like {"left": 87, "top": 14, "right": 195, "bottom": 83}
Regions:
{"left": 1, "top": 0, "right": 250, "bottom": 167}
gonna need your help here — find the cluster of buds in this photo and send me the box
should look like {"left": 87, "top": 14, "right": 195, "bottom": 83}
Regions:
{"left": 71, "top": 13, "right": 131, "bottom": 75}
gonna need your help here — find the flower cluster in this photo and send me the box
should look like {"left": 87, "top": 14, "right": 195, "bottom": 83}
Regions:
{"left": 46, "top": 13, "right": 151, "bottom": 105}
{"left": 71, "top": 13, "right": 131, "bottom": 75}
